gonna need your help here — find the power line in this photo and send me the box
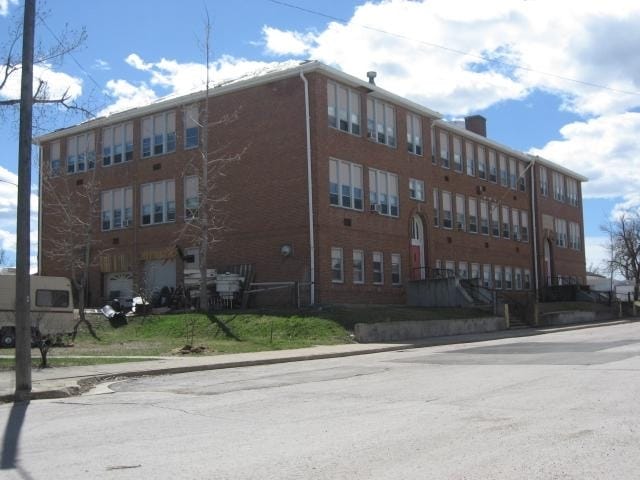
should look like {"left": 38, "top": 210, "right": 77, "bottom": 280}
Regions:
{"left": 266, "top": 0, "right": 640, "bottom": 98}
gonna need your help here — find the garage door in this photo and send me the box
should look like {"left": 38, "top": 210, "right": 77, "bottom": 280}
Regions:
{"left": 143, "top": 259, "right": 176, "bottom": 294}
{"left": 104, "top": 272, "right": 134, "bottom": 302}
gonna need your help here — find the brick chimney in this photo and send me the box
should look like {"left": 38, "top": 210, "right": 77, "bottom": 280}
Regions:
{"left": 465, "top": 115, "right": 487, "bottom": 137}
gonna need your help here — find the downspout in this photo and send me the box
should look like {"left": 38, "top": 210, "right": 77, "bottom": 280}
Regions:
{"left": 530, "top": 156, "right": 539, "bottom": 301}
{"left": 300, "top": 71, "right": 315, "bottom": 305}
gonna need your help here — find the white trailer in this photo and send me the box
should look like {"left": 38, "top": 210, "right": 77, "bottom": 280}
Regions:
{"left": 0, "top": 275, "right": 75, "bottom": 347}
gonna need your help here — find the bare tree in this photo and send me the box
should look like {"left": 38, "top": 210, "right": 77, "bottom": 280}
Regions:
{"left": 41, "top": 168, "right": 103, "bottom": 339}
{"left": 601, "top": 211, "right": 640, "bottom": 300}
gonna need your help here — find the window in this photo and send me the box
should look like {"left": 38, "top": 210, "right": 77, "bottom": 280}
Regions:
{"left": 455, "top": 194, "right": 465, "bottom": 231}
{"left": 566, "top": 178, "right": 578, "bottom": 206}
{"left": 140, "top": 180, "right": 175, "bottom": 225}
{"left": 391, "top": 253, "right": 401, "bottom": 285}
{"left": 477, "top": 146, "right": 486, "bottom": 180}
{"left": 518, "top": 161, "right": 527, "bottom": 192}
{"left": 524, "top": 269, "right": 532, "bottom": 289}
{"left": 471, "top": 263, "right": 480, "bottom": 281}
{"left": 468, "top": 196, "right": 478, "bottom": 233}
{"left": 555, "top": 218, "right": 567, "bottom": 247}
{"left": 372, "top": 252, "right": 384, "bottom": 284}
{"left": 491, "top": 203, "right": 500, "bottom": 237}
{"left": 353, "top": 250, "right": 364, "bottom": 284}
{"left": 515, "top": 268, "right": 523, "bottom": 290}
{"left": 67, "top": 132, "right": 95, "bottom": 173}
{"left": 101, "top": 187, "right": 133, "bottom": 231}
{"left": 409, "top": 178, "right": 425, "bottom": 201}
{"left": 520, "top": 211, "right": 529, "bottom": 242}
{"left": 328, "top": 81, "right": 361, "bottom": 135}
{"left": 430, "top": 127, "right": 436, "bottom": 164}
{"left": 367, "top": 98, "right": 396, "bottom": 146}
{"left": 439, "top": 131, "right": 450, "bottom": 168}
{"left": 35, "top": 290, "right": 69, "bottom": 308}
{"left": 102, "top": 122, "right": 133, "bottom": 166}
{"left": 453, "top": 136, "right": 462, "bottom": 172}
{"left": 480, "top": 200, "right": 489, "bottom": 235}
{"left": 406, "top": 113, "right": 422, "bottom": 155}
{"left": 553, "top": 171, "right": 565, "bottom": 201}
{"left": 445, "top": 260, "right": 455, "bottom": 276}
{"left": 569, "top": 222, "right": 581, "bottom": 250}
{"left": 501, "top": 205, "right": 510, "bottom": 239}
{"left": 184, "top": 105, "right": 200, "bottom": 149}
{"left": 509, "top": 158, "right": 517, "bottom": 190}
{"left": 488, "top": 150, "right": 497, "bottom": 183}
{"left": 465, "top": 141, "right": 475, "bottom": 176}
{"left": 482, "top": 264, "right": 492, "bottom": 288}
{"left": 499, "top": 154, "right": 508, "bottom": 187}
{"left": 331, "top": 247, "right": 344, "bottom": 283}
{"left": 504, "top": 267, "right": 512, "bottom": 289}
{"left": 433, "top": 189, "right": 440, "bottom": 227}
{"left": 369, "top": 168, "right": 399, "bottom": 216}
{"left": 539, "top": 166, "right": 548, "bottom": 196}
{"left": 330, "top": 159, "right": 363, "bottom": 210}
{"left": 142, "top": 111, "right": 176, "bottom": 158}
{"left": 184, "top": 176, "right": 199, "bottom": 220}
{"left": 511, "top": 208, "right": 520, "bottom": 241}
{"left": 49, "top": 141, "right": 61, "bottom": 176}
{"left": 494, "top": 265, "right": 503, "bottom": 289}
{"left": 458, "top": 261, "right": 468, "bottom": 280}
{"left": 442, "top": 191, "right": 453, "bottom": 229}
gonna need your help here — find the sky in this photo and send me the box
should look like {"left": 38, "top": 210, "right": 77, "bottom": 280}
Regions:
{"left": 1, "top": 0, "right": 639, "bottom": 273}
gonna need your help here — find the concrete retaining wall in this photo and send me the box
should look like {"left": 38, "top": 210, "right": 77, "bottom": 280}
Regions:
{"left": 539, "top": 310, "right": 614, "bottom": 326}
{"left": 354, "top": 316, "right": 506, "bottom": 343}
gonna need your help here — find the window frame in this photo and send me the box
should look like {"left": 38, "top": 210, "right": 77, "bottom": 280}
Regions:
{"left": 101, "top": 186, "right": 133, "bottom": 231}
{"left": 441, "top": 191, "right": 453, "bottom": 229}
{"left": 372, "top": 251, "right": 384, "bottom": 285}
{"left": 367, "top": 97, "right": 396, "bottom": 147}
{"left": 369, "top": 168, "right": 399, "bottom": 217}
{"left": 331, "top": 247, "right": 344, "bottom": 283}
{"left": 140, "top": 179, "right": 176, "bottom": 226}
{"left": 353, "top": 249, "right": 364, "bottom": 284}
{"left": 329, "top": 158, "right": 364, "bottom": 211}
{"left": 328, "top": 81, "right": 361, "bottom": 136}
{"left": 391, "top": 253, "right": 402, "bottom": 285}
{"left": 141, "top": 111, "right": 176, "bottom": 158}
{"left": 409, "top": 178, "right": 425, "bottom": 201}
{"left": 406, "top": 113, "right": 423, "bottom": 155}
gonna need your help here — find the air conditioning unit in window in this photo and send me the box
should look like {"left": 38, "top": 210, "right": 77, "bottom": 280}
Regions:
{"left": 370, "top": 203, "right": 381, "bottom": 214}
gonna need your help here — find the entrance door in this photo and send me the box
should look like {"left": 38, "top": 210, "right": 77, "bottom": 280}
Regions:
{"left": 410, "top": 215, "right": 425, "bottom": 280}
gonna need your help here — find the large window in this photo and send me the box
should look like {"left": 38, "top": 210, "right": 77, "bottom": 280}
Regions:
{"left": 494, "top": 265, "right": 503, "bottom": 289}
{"left": 367, "top": 98, "right": 396, "bottom": 147}
{"left": 553, "top": 171, "right": 565, "bottom": 201}
{"left": 515, "top": 268, "right": 523, "bottom": 290}
{"left": 504, "top": 267, "right": 513, "bottom": 289}
{"left": 555, "top": 218, "right": 567, "bottom": 247}
{"left": 453, "top": 136, "right": 462, "bottom": 172}
{"left": 101, "top": 187, "right": 133, "bottom": 231}
{"left": 471, "top": 263, "right": 480, "bottom": 281}
{"left": 49, "top": 141, "right": 61, "bottom": 176}
{"left": 433, "top": 189, "right": 440, "bottom": 227}
{"left": 509, "top": 158, "right": 517, "bottom": 190}
{"left": 330, "top": 159, "right": 363, "bottom": 210}
{"left": 328, "top": 81, "right": 361, "bottom": 135}
{"left": 184, "top": 176, "right": 199, "bottom": 220}
{"left": 406, "top": 113, "right": 422, "bottom": 155}
{"left": 391, "top": 253, "right": 401, "bottom": 285}
{"left": 501, "top": 205, "right": 510, "bottom": 239}
{"left": 482, "top": 264, "right": 492, "bottom": 288}
{"left": 409, "top": 178, "right": 425, "bottom": 201}
{"left": 102, "top": 122, "right": 133, "bottom": 166}
{"left": 142, "top": 111, "right": 176, "bottom": 158}
{"left": 520, "top": 211, "right": 529, "bottom": 242}
{"left": 369, "top": 168, "right": 399, "bottom": 217}
{"left": 491, "top": 203, "right": 500, "bottom": 237}
{"left": 524, "top": 269, "right": 532, "bottom": 289}
{"left": 477, "top": 146, "right": 487, "bottom": 180}
{"left": 539, "top": 166, "right": 548, "bottom": 196}
{"left": 518, "top": 161, "right": 527, "bottom": 192}
{"left": 480, "top": 200, "right": 489, "bottom": 235}
{"left": 441, "top": 191, "right": 453, "bottom": 229}
{"left": 439, "top": 131, "right": 450, "bottom": 168}
{"left": 569, "top": 222, "right": 581, "bottom": 250}
{"left": 511, "top": 208, "right": 520, "bottom": 241}
{"left": 488, "top": 150, "right": 497, "bottom": 183}
{"left": 353, "top": 249, "right": 364, "bottom": 284}
{"left": 499, "top": 154, "right": 508, "bottom": 187}
{"left": 455, "top": 194, "right": 465, "bottom": 231}
{"left": 465, "top": 141, "right": 475, "bottom": 176}
{"left": 67, "top": 132, "right": 95, "bottom": 174}
{"left": 566, "top": 178, "right": 578, "bottom": 206}
{"left": 140, "top": 180, "right": 175, "bottom": 225}
{"left": 468, "top": 196, "right": 478, "bottom": 233}
{"left": 331, "top": 247, "right": 344, "bottom": 283}
{"left": 372, "top": 252, "right": 384, "bottom": 284}
{"left": 184, "top": 105, "right": 200, "bottom": 149}
{"left": 458, "top": 262, "right": 468, "bottom": 280}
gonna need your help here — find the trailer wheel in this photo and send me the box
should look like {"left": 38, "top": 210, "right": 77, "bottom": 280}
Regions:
{"left": 0, "top": 328, "right": 16, "bottom": 348}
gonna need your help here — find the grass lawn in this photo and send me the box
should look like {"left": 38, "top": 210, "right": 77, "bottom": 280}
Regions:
{"left": 0, "top": 356, "right": 154, "bottom": 370}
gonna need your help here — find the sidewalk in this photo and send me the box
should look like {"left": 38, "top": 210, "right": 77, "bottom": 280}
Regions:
{"left": 0, "top": 319, "right": 632, "bottom": 402}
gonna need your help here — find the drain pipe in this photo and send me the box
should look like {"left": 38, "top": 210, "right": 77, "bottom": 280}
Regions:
{"left": 530, "top": 156, "right": 539, "bottom": 302}
{"left": 300, "top": 71, "right": 315, "bottom": 305}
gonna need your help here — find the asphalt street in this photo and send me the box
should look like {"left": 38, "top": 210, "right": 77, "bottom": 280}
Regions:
{"left": 2, "top": 321, "right": 640, "bottom": 479}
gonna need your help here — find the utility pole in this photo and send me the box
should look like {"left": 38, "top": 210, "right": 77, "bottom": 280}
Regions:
{"left": 15, "top": 0, "right": 36, "bottom": 401}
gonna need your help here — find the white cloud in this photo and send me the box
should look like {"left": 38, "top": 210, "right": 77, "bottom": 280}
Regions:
{"left": 262, "top": 26, "right": 315, "bottom": 56}
{"left": 0, "top": 63, "right": 83, "bottom": 104}
{"left": 93, "top": 59, "right": 111, "bottom": 71}
{"left": 0, "top": 0, "right": 17, "bottom": 16}
{"left": 100, "top": 79, "right": 158, "bottom": 116}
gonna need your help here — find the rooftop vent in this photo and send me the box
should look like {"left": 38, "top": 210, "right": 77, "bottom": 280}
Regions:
{"left": 366, "top": 71, "right": 377, "bottom": 85}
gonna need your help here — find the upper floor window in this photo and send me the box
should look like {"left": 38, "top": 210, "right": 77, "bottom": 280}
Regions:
{"left": 184, "top": 105, "right": 200, "bottom": 149}
{"left": 494, "top": 265, "right": 503, "bottom": 289}
{"left": 369, "top": 168, "right": 399, "bottom": 217}
{"left": 465, "top": 141, "right": 475, "bottom": 176}
{"left": 433, "top": 189, "right": 440, "bottom": 227}
{"left": 409, "top": 178, "right": 425, "bottom": 201}
{"left": 49, "top": 141, "right": 61, "bottom": 176}
{"left": 142, "top": 111, "right": 176, "bottom": 158}
{"left": 553, "top": 171, "right": 564, "bottom": 201}
{"left": 520, "top": 210, "right": 529, "bottom": 242}
{"left": 441, "top": 191, "right": 452, "bottom": 229}
{"left": 509, "top": 158, "right": 517, "bottom": 190}
{"left": 477, "top": 146, "right": 487, "bottom": 180}
{"left": 566, "top": 178, "right": 578, "bottom": 206}
{"left": 458, "top": 262, "right": 468, "bottom": 280}
{"left": 455, "top": 194, "right": 465, "bottom": 231}
{"left": 511, "top": 208, "right": 520, "bottom": 241}
{"left": 439, "top": 131, "right": 450, "bottom": 168}
{"left": 518, "top": 161, "right": 527, "bottom": 192}
{"left": 391, "top": 253, "right": 402, "bottom": 285}
{"left": 453, "top": 136, "right": 463, "bottom": 172}
{"left": 329, "top": 158, "right": 363, "bottom": 210}
{"left": 468, "top": 196, "right": 478, "bottom": 233}
{"left": 504, "top": 267, "right": 513, "bottom": 290}
{"left": 367, "top": 98, "right": 396, "bottom": 147}
{"left": 555, "top": 218, "right": 567, "bottom": 247}
{"left": 328, "top": 81, "right": 361, "bottom": 135}
{"left": 524, "top": 269, "right": 532, "bottom": 289}
{"left": 501, "top": 205, "right": 510, "bottom": 239}
{"left": 491, "top": 202, "right": 499, "bottom": 237}
{"left": 569, "top": 222, "right": 581, "bottom": 250}
{"left": 499, "top": 154, "right": 508, "bottom": 187}
{"left": 353, "top": 249, "right": 364, "bottom": 284}
{"left": 101, "top": 186, "right": 133, "bottom": 231}
{"left": 488, "top": 150, "right": 497, "bottom": 183}
{"left": 372, "top": 251, "right": 384, "bottom": 284}
{"left": 406, "top": 113, "right": 422, "bottom": 155}
{"left": 482, "top": 264, "right": 492, "bottom": 288}
{"left": 480, "top": 200, "right": 489, "bottom": 235}
{"left": 539, "top": 166, "right": 548, "bottom": 196}
{"left": 515, "top": 268, "right": 523, "bottom": 290}
{"left": 184, "top": 175, "right": 199, "bottom": 220}
{"left": 331, "top": 247, "right": 344, "bottom": 283}
{"left": 67, "top": 132, "right": 95, "bottom": 174}
{"left": 140, "top": 179, "right": 175, "bottom": 225}
{"left": 102, "top": 122, "right": 133, "bottom": 166}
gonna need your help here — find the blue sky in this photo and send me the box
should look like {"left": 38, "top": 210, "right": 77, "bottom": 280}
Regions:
{"left": 1, "top": 0, "right": 639, "bottom": 271}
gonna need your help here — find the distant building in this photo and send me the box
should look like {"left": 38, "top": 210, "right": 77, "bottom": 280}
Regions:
{"left": 35, "top": 61, "right": 587, "bottom": 306}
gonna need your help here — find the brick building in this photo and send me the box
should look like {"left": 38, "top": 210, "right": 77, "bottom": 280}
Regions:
{"left": 35, "top": 61, "right": 587, "bottom": 306}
